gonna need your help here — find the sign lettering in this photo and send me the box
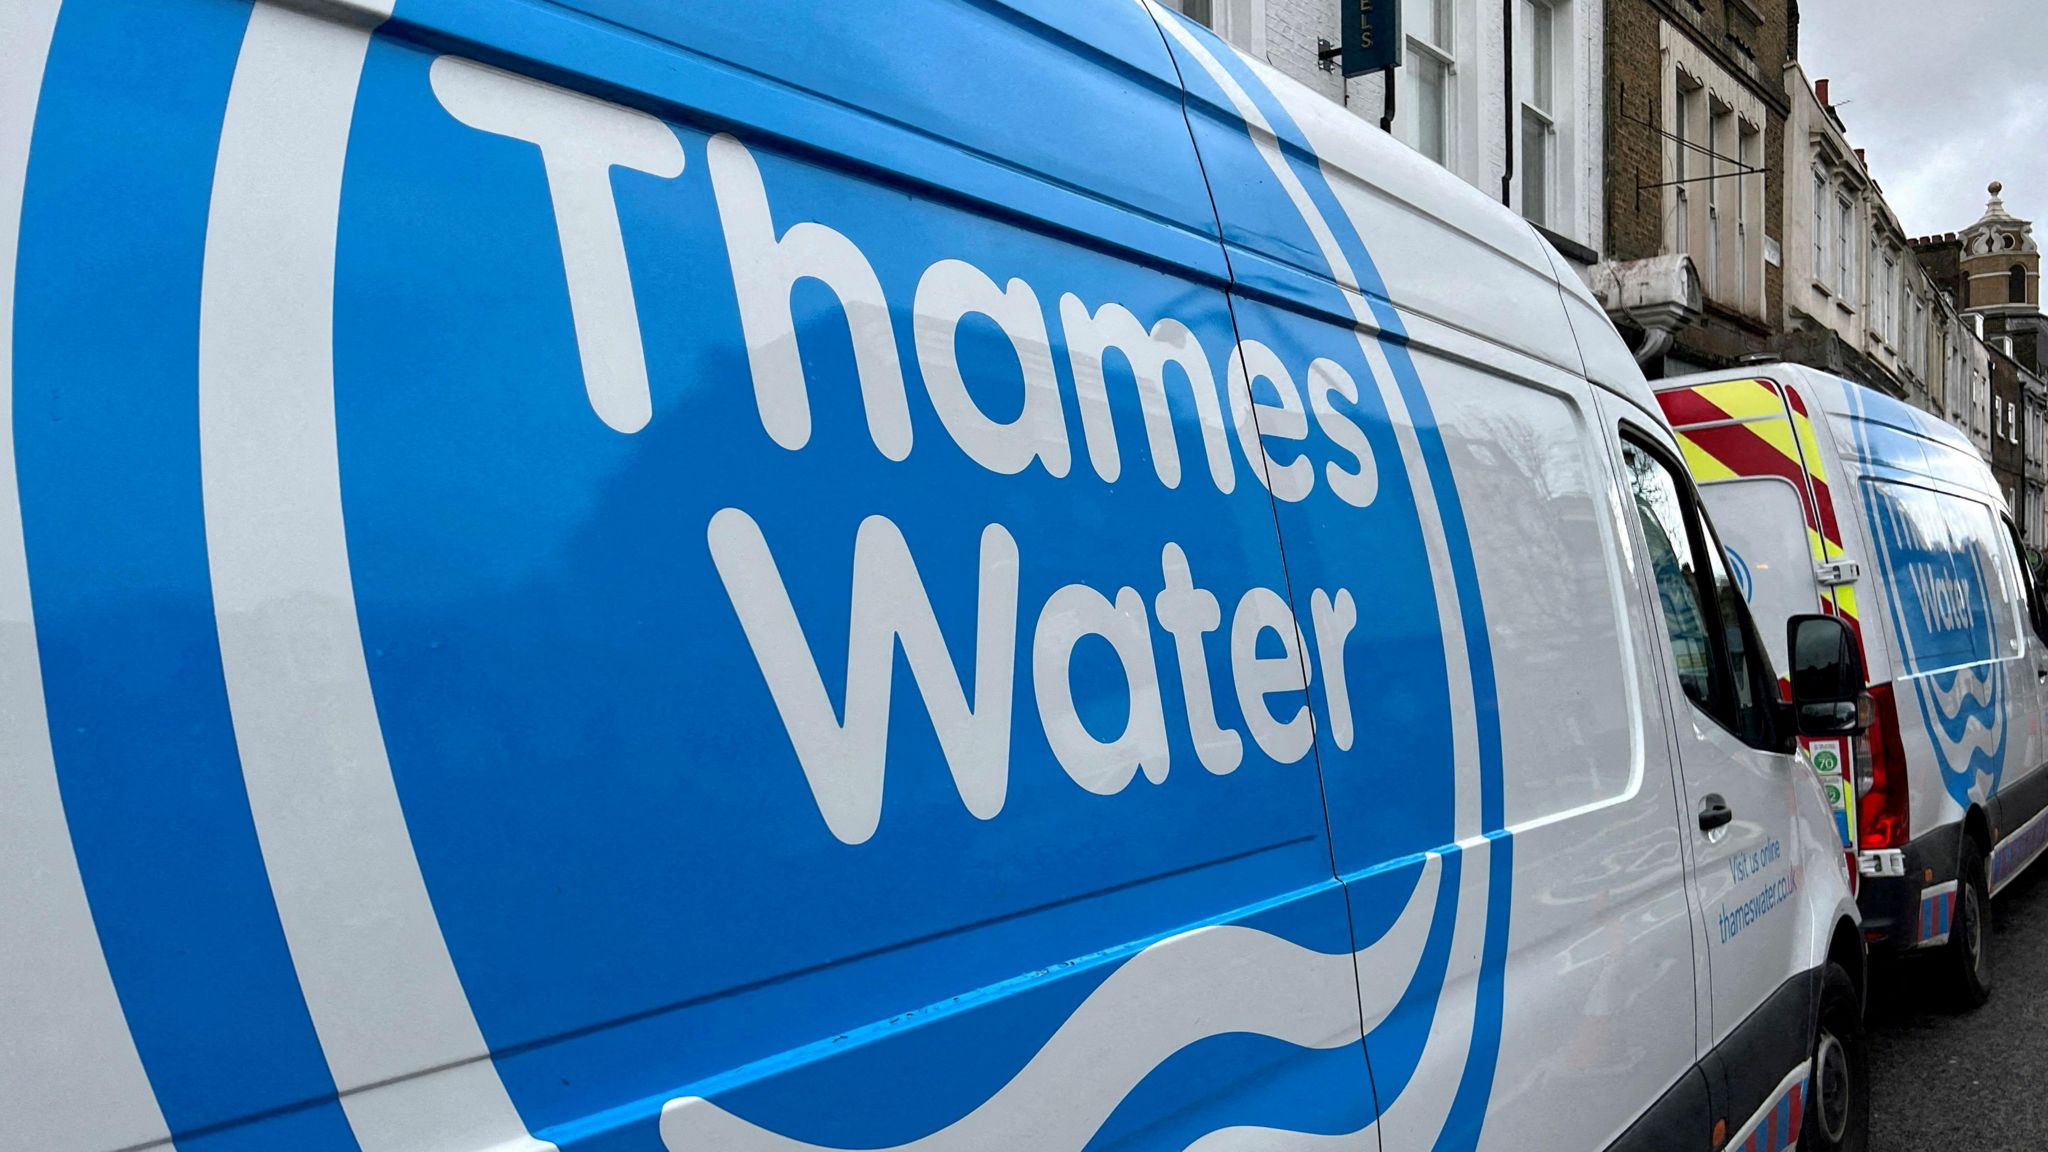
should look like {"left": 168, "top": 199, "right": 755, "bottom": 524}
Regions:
{"left": 1339, "top": 0, "right": 1401, "bottom": 76}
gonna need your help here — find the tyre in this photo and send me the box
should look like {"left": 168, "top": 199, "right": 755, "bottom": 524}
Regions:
{"left": 1801, "top": 961, "right": 1869, "bottom": 1152}
{"left": 1938, "top": 835, "right": 1993, "bottom": 1010}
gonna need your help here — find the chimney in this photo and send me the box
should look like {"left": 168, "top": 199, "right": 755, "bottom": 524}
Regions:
{"left": 1855, "top": 148, "right": 1866, "bottom": 165}
{"left": 1816, "top": 78, "right": 1830, "bottom": 106}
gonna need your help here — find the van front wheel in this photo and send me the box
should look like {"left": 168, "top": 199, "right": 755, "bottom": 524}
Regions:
{"left": 1940, "top": 836, "right": 1993, "bottom": 1009}
{"left": 1802, "top": 962, "right": 1869, "bottom": 1152}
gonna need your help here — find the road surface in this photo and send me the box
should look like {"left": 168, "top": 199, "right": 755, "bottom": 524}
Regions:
{"left": 1869, "top": 862, "right": 2048, "bottom": 1151}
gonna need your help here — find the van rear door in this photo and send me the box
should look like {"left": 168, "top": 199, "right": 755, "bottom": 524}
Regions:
{"left": 1659, "top": 377, "right": 1862, "bottom": 842}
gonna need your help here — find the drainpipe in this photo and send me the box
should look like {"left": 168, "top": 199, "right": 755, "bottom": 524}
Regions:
{"left": 1634, "top": 327, "right": 1678, "bottom": 366}
{"left": 1501, "top": 0, "right": 1514, "bottom": 206}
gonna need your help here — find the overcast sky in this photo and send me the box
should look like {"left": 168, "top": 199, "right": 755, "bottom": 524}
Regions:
{"left": 1796, "top": 0, "right": 2048, "bottom": 239}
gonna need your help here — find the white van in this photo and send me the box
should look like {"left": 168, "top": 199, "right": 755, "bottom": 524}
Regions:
{"left": 1659, "top": 364, "right": 2048, "bottom": 1006}
{"left": 4, "top": 2, "right": 1860, "bottom": 1150}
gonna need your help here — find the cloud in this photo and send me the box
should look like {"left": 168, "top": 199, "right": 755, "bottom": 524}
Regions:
{"left": 1798, "top": 0, "right": 2048, "bottom": 236}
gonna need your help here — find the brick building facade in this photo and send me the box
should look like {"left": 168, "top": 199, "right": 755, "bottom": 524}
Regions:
{"left": 1592, "top": 0, "right": 1792, "bottom": 378}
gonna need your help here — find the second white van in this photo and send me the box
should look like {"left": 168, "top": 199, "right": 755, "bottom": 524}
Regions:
{"left": 1661, "top": 365, "right": 2048, "bottom": 1006}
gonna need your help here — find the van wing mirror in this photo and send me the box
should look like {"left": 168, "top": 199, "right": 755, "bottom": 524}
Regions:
{"left": 1787, "top": 614, "right": 1868, "bottom": 736}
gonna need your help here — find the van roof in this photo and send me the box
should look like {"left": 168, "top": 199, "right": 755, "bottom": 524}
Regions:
{"left": 1657, "top": 363, "right": 2001, "bottom": 504}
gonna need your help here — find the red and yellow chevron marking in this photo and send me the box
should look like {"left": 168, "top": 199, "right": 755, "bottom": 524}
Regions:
{"left": 1656, "top": 379, "right": 1858, "bottom": 625}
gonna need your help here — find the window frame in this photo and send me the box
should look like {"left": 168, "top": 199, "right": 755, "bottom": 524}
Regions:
{"left": 1518, "top": 0, "right": 1558, "bottom": 229}
{"left": 1881, "top": 251, "right": 1898, "bottom": 344}
{"left": 1999, "top": 511, "right": 2048, "bottom": 645}
{"left": 1619, "top": 431, "right": 1789, "bottom": 753}
{"left": 1812, "top": 169, "right": 1829, "bottom": 291}
{"left": 1671, "top": 75, "right": 1698, "bottom": 253}
{"left": 1404, "top": 0, "right": 1457, "bottom": 166}
{"left": 1704, "top": 107, "right": 1721, "bottom": 295}
{"left": 1836, "top": 195, "right": 1855, "bottom": 303}
{"left": 1917, "top": 298, "right": 1928, "bottom": 376}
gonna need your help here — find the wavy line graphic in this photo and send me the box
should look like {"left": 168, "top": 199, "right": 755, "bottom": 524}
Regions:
{"left": 1930, "top": 664, "right": 1996, "bottom": 716}
{"left": 1183, "top": 1123, "right": 1376, "bottom": 1151}
{"left": 1921, "top": 663, "right": 2003, "bottom": 796}
{"left": 1939, "top": 714, "right": 2004, "bottom": 764}
{"left": 1184, "top": 839, "right": 1494, "bottom": 1152}
{"left": 659, "top": 857, "right": 1441, "bottom": 1152}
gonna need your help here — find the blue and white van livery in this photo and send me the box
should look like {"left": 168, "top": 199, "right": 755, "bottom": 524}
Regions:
{"left": 1661, "top": 364, "right": 2048, "bottom": 1006}
{"left": 2, "top": 2, "right": 1863, "bottom": 1151}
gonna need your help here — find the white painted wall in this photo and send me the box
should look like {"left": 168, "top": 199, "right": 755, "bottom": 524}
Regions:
{"left": 1176, "top": 0, "right": 1603, "bottom": 259}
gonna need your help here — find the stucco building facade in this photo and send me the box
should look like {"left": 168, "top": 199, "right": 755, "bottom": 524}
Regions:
{"left": 1775, "top": 68, "right": 1993, "bottom": 452}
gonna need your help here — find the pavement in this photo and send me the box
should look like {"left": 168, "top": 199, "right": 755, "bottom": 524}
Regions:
{"left": 1868, "top": 862, "right": 2048, "bottom": 1151}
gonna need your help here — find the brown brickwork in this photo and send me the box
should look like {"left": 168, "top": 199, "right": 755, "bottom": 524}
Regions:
{"left": 1603, "top": 0, "right": 1665, "bottom": 265}
{"left": 1914, "top": 234, "right": 1965, "bottom": 305}
{"left": 1604, "top": 0, "right": 1796, "bottom": 374}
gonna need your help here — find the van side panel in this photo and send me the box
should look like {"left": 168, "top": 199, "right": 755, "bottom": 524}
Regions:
{"left": 1837, "top": 388, "right": 2029, "bottom": 845}
{"left": 9, "top": 1, "right": 1399, "bottom": 1148}
{"left": 10, "top": 3, "right": 369, "bottom": 1149}
{"left": 1417, "top": 356, "right": 1701, "bottom": 1152}
{"left": 0, "top": 3, "right": 180, "bottom": 1151}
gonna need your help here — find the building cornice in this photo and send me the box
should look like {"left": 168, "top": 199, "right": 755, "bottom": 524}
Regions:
{"left": 1808, "top": 131, "right": 1866, "bottom": 184}
{"left": 1649, "top": 0, "right": 1793, "bottom": 117}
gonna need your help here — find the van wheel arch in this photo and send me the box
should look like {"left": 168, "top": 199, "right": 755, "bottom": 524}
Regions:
{"left": 1827, "top": 915, "right": 1866, "bottom": 1012}
{"left": 1964, "top": 805, "right": 1994, "bottom": 866}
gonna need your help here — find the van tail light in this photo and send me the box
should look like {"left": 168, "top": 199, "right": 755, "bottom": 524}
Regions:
{"left": 1856, "top": 684, "right": 1910, "bottom": 851}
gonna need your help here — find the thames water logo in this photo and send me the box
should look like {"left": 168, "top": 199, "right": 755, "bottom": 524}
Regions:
{"left": 1873, "top": 486, "right": 2008, "bottom": 808}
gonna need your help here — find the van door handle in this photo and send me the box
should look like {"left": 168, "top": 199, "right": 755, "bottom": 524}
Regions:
{"left": 1698, "top": 796, "right": 1734, "bottom": 833}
